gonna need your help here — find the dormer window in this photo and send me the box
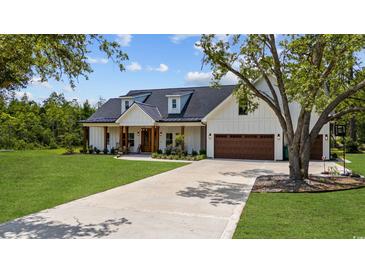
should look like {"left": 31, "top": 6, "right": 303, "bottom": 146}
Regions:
{"left": 125, "top": 100, "right": 130, "bottom": 110}
{"left": 172, "top": 99, "right": 177, "bottom": 109}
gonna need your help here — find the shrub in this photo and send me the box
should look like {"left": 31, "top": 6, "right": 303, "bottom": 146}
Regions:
{"left": 151, "top": 152, "right": 159, "bottom": 158}
{"left": 96, "top": 148, "right": 100, "bottom": 154}
{"left": 199, "top": 149, "right": 206, "bottom": 155}
{"left": 157, "top": 149, "right": 163, "bottom": 154}
{"left": 175, "top": 134, "right": 184, "bottom": 148}
{"left": 88, "top": 146, "right": 94, "bottom": 154}
{"left": 165, "top": 147, "right": 172, "bottom": 155}
{"left": 110, "top": 147, "right": 115, "bottom": 155}
{"left": 63, "top": 133, "right": 78, "bottom": 154}
{"left": 345, "top": 137, "right": 360, "bottom": 153}
{"left": 103, "top": 148, "right": 109, "bottom": 154}
{"left": 191, "top": 150, "right": 198, "bottom": 156}
{"left": 331, "top": 153, "right": 338, "bottom": 159}
{"left": 49, "top": 139, "right": 58, "bottom": 149}
{"left": 196, "top": 154, "right": 206, "bottom": 160}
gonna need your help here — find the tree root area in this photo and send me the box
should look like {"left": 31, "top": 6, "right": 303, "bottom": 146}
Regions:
{"left": 253, "top": 175, "right": 365, "bottom": 193}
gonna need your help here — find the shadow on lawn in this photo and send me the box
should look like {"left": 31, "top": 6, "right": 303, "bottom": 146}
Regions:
{"left": 176, "top": 180, "right": 250, "bottom": 207}
{"left": 0, "top": 215, "right": 132, "bottom": 239}
{"left": 220, "top": 168, "right": 286, "bottom": 178}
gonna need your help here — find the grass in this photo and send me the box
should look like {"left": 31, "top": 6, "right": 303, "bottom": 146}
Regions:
{"left": 233, "top": 151, "right": 365, "bottom": 239}
{"left": 0, "top": 149, "right": 187, "bottom": 224}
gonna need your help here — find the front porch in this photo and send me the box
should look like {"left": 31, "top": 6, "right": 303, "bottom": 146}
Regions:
{"left": 82, "top": 123, "right": 207, "bottom": 154}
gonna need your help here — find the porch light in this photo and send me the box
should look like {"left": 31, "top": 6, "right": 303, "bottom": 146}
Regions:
{"left": 277, "top": 134, "right": 281, "bottom": 140}
{"left": 160, "top": 131, "right": 162, "bottom": 136}
{"left": 325, "top": 134, "right": 328, "bottom": 141}
{"left": 208, "top": 133, "right": 212, "bottom": 139}
{"left": 137, "top": 130, "right": 140, "bottom": 136}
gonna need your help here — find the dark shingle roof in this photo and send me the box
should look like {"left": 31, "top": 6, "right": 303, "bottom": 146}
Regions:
{"left": 82, "top": 98, "right": 122, "bottom": 123}
{"left": 127, "top": 85, "right": 235, "bottom": 121}
{"left": 83, "top": 85, "right": 236, "bottom": 123}
{"left": 134, "top": 102, "right": 162, "bottom": 121}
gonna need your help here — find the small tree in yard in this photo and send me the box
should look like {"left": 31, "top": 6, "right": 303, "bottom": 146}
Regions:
{"left": 63, "top": 133, "right": 78, "bottom": 154}
{"left": 200, "top": 34, "right": 365, "bottom": 184}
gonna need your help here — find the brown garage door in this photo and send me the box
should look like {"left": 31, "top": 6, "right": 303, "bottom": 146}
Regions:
{"left": 214, "top": 134, "right": 274, "bottom": 160}
{"left": 310, "top": 135, "right": 323, "bottom": 160}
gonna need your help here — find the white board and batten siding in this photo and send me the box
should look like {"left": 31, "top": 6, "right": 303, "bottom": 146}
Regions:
{"left": 205, "top": 95, "right": 283, "bottom": 160}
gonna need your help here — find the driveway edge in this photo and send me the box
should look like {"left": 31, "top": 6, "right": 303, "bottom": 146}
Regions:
{"left": 220, "top": 178, "right": 255, "bottom": 239}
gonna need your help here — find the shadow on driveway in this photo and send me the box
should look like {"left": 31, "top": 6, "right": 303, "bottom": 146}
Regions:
{"left": 0, "top": 215, "right": 132, "bottom": 239}
{"left": 176, "top": 180, "right": 251, "bottom": 207}
{"left": 220, "top": 168, "right": 286, "bottom": 178}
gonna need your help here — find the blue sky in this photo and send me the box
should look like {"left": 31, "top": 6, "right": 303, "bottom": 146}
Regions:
{"left": 20, "top": 34, "right": 238, "bottom": 106}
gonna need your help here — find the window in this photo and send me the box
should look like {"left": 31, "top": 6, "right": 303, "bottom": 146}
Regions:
{"left": 172, "top": 99, "right": 177, "bottom": 109}
{"left": 125, "top": 100, "right": 130, "bottom": 110}
{"left": 238, "top": 99, "right": 248, "bottom": 115}
{"left": 128, "top": 132, "right": 134, "bottom": 147}
{"left": 106, "top": 133, "right": 110, "bottom": 145}
{"left": 166, "top": 133, "right": 173, "bottom": 146}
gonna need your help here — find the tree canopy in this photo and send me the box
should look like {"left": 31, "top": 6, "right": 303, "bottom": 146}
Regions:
{"left": 200, "top": 34, "right": 365, "bottom": 181}
{"left": 0, "top": 34, "right": 128, "bottom": 97}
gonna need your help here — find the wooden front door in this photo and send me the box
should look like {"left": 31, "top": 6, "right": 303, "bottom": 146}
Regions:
{"left": 141, "top": 128, "right": 152, "bottom": 152}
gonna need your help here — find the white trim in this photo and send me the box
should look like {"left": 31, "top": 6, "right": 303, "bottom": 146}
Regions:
{"left": 156, "top": 122, "right": 204, "bottom": 127}
{"left": 82, "top": 123, "right": 118, "bottom": 127}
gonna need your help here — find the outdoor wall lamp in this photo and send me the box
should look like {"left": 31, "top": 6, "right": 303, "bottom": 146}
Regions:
{"left": 325, "top": 134, "right": 328, "bottom": 141}
{"left": 137, "top": 130, "right": 140, "bottom": 136}
{"left": 277, "top": 134, "right": 281, "bottom": 140}
{"left": 160, "top": 131, "right": 162, "bottom": 136}
{"left": 208, "top": 133, "right": 212, "bottom": 139}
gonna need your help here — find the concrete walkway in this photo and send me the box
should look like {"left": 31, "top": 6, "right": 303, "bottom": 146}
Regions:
{"left": 0, "top": 159, "right": 336, "bottom": 239}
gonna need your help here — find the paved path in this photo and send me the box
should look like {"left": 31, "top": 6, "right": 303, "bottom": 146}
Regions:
{"left": 0, "top": 159, "right": 334, "bottom": 239}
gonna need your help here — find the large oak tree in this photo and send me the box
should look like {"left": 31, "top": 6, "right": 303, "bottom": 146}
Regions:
{"left": 200, "top": 34, "right": 365, "bottom": 183}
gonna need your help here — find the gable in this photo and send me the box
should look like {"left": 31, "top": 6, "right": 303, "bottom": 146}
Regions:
{"left": 116, "top": 104, "right": 155, "bottom": 126}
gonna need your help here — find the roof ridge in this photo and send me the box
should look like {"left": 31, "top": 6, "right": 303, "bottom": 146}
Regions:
{"left": 134, "top": 101, "right": 158, "bottom": 108}
{"left": 128, "top": 84, "right": 237, "bottom": 93}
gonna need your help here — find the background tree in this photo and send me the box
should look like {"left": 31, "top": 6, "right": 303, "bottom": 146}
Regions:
{"left": 200, "top": 34, "right": 365, "bottom": 183}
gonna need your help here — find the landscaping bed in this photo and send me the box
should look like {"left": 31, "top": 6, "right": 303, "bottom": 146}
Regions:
{"left": 253, "top": 175, "right": 365, "bottom": 193}
{"left": 151, "top": 152, "right": 206, "bottom": 161}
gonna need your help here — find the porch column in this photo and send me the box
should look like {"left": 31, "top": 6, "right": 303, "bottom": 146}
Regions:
{"left": 119, "top": 126, "right": 124, "bottom": 149}
{"left": 156, "top": 126, "right": 160, "bottom": 152}
{"left": 103, "top": 126, "right": 107, "bottom": 150}
{"left": 125, "top": 126, "right": 129, "bottom": 151}
{"left": 82, "top": 126, "right": 89, "bottom": 152}
{"left": 151, "top": 126, "right": 155, "bottom": 152}
{"left": 181, "top": 126, "right": 185, "bottom": 151}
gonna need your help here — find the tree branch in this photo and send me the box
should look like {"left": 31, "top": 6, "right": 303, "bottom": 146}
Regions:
{"left": 326, "top": 107, "right": 365, "bottom": 122}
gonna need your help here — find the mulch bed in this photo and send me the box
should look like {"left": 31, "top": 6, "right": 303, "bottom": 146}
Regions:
{"left": 253, "top": 175, "right": 365, "bottom": 193}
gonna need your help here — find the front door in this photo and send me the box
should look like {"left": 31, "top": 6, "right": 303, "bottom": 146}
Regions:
{"left": 141, "top": 128, "right": 152, "bottom": 152}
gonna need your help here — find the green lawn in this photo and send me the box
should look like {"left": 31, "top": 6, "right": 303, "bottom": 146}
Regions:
{"left": 233, "top": 153, "right": 365, "bottom": 239}
{"left": 0, "top": 149, "right": 187, "bottom": 224}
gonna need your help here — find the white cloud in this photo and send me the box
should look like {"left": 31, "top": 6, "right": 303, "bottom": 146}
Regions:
{"left": 185, "top": 71, "right": 238, "bottom": 86}
{"left": 147, "top": 63, "right": 169, "bottom": 72}
{"left": 30, "top": 77, "right": 52, "bottom": 90}
{"left": 170, "top": 34, "right": 200, "bottom": 44}
{"left": 62, "top": 85, "right": 73, "bottom": 92}
{"left": 15, "top": 91, "right": 33, "bottom": 100}
{"left": 87, "top": 57, "right": 108, "bottom": 64}
{"left": 126, "top": 62, "right": 142, "bottom": 71}
{"left": 116, "top": 34, "right": 132, "bottom": 47}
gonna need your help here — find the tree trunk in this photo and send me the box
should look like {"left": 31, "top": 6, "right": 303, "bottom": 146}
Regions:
{"left": 349, "top": 115, "right": 357, "bottom": 142}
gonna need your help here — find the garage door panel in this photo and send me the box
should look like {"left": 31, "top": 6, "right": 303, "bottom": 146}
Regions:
{"left": 214, "top": 134, "right": 274, "bottom": 160}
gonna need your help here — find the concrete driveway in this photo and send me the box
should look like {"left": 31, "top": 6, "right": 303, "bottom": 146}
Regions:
{"left": 0, "top": 159, "right": 333, "bottom": 239}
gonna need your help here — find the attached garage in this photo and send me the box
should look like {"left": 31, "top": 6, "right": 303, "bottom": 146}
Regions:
{"left": 214, "top": 134, "right": 275, "bottom": 160}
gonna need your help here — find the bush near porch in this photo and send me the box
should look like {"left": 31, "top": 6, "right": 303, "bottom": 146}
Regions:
{"left": 152, "top": 149, "right": 207, "bottom": 161}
